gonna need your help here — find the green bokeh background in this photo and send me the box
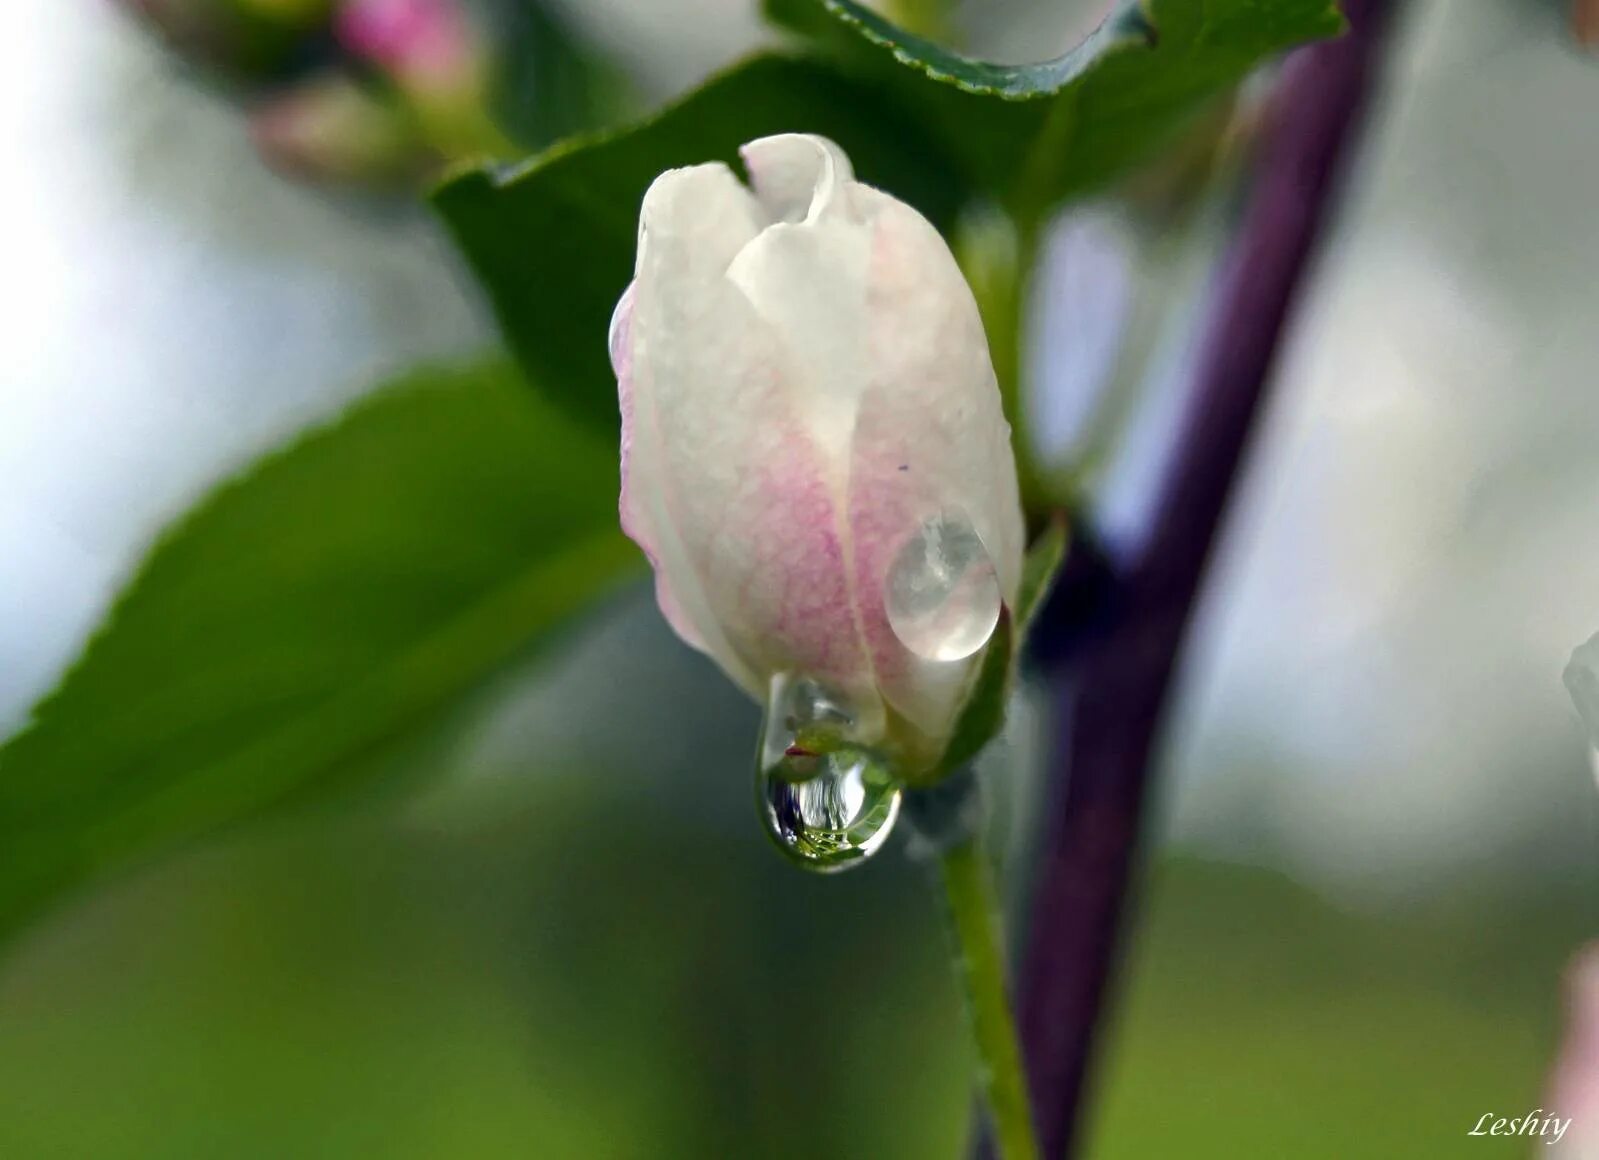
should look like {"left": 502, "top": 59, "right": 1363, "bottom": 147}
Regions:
{"left": 0, "top": 748, "right": 1576, "bottom": 1158}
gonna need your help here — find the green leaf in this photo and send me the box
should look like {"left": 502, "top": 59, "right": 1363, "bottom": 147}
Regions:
{"left": 442, "top": 3, "right": 1341, "bottom": 434}
{"left": 1016, "top": 514, "right": 1068, "bottom": 633}
{"left": 488, "top": 0, "right": 633, "bottom": 149}
{"left": 766, "top": 0, "right": 1345, "bottom": 212}
{"left": 432, "top": 54, "right": 969, "bottom": 433}
{"left": 923, "top": 608, "right": 1014, "bottom": 786}
{"left": 921, "top": 522, "right": 1068, "bottom": 784}
{"left": 0, "top": 361, "right": 642, "bottom": 943}
{"left": 768, "top": 0, "right": 1154, "bottom": 98}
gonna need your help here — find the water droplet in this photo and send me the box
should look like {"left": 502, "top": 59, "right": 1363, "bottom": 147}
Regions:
{"left": 756, "top": 674, "right": 901, "bottom": 873}
{"left": 758, "top": 673, "right": 853, "bottom": 770}
{"left": 884, "top": 511, "right": 1001, "bottom": 662}
{"left": 758, "top": 748, "right": 901, "bottom": 872}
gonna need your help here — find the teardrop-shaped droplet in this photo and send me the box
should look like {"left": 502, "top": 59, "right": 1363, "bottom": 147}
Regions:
{"left": 884, "top": 510, "right": 1001, "bottom": 662}
{"left": 756, "top": 673, "right": 901, "bottom": 872}
{"left": 759, "top": 673, "right": 853, "bottom": 770}
{"left": 758, "top": 746, "right": 901, "bottom": 873}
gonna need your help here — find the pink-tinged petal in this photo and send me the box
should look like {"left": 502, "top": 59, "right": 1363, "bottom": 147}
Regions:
{"left": 725, "top": 215, "right": 869, "bottom": 464}
{"left": 619, "top": 165, "right": 762, "bottom": 685}
{"left": 618, "top": 134, "right": 1022, "bottom": 750}
{"left": 614, "top": 278, "right": 705, "bottom": 651}
{"left": 623, "top": 163, "right": 878, "bottom": 715}
{"left": 845, "top": 186, "right": 1025, "bottom": 740}
{"left": 719, "top": 138, "right": 1023, "bottom": 745}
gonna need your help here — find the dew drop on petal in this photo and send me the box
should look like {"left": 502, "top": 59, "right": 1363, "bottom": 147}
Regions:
{"left": 883, "top": 511, "right": 1001, "bottom": 662}
{"left": 756, "top": 674, "right": 901, "bottom": 873}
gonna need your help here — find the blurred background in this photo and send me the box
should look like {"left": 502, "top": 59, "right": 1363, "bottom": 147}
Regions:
{"left": 2, "top": 0, "right": 1597, "bottom": 1155}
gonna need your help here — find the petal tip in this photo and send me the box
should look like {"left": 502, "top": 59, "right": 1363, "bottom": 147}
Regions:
{"left": 739, "top": 134, "right": 855, "bottom": 225}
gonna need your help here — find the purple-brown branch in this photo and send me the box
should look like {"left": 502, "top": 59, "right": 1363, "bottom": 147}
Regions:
{"left": 1009, "top": 2, "right": 1400, "bottom": 1155}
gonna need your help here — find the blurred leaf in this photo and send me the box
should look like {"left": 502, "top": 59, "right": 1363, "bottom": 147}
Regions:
{"left": 432, "top": 55, "right": 968, "bottom": 432}
{"left": 0, "top": 771, "right": 969, "bottom": 1159}
{"left": 0, "top": 361, "right": 641, "bottom": 944}
{"left": 488, "top": 0, "right": 633, "bottom": 148}
{"left": 1092, "top": 858, "right": 1569, "bottom": 1159}
{"left": 765, "top": 0, "right": 1345, "bottom": 213}
{"left": 1015, "top": 514, "right": 1068, "bottom": 633}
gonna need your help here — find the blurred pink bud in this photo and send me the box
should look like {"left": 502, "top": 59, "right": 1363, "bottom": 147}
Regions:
{"left": 335, "top": 0, "right": 480, "bottom": 95}
{"left": 611, "top": 134, "right": 1026, "bottom": 761}
{"left": 249, "top": 73, "right": 425, "bottom": 185}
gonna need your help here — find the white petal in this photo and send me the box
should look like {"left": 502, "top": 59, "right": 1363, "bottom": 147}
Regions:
{"left": 725, "top": 215, "right": 871, "bottom": 464}
{"left": 636, "top": 161, "right": 767, "bottom": 277}
{"left": 739, "top": 134, "right": 855, "bottom": 225}
{"left": 844, "top": 185, "right": 1026, "bottom": 740}
{"left": 623, "top": 162, "right": 879, "bottom": 712}
{"left": 621, "top": 164, "right": 766, "bottom": 686}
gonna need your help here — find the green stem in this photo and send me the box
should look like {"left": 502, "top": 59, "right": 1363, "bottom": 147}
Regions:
{"left": 936, "top": 837, "right": 1039, "bottom": 1160}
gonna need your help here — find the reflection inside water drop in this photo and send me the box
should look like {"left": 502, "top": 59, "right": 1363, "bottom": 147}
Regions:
{"left": 758, "top": 750, "right": 901, "bottom": 872}
{"left": 756, "top": 674, "right": 901, "bottom": 873}
{"left": 883, "top": 511, "right": 1001, "bottom": 662}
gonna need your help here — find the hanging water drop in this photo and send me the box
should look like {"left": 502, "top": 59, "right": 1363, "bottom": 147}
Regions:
{"left": 884, "top": 510, "right": 1002, "bottom": 662}
{"left": 758, "top": 673, "right": 852, "bottom": 771}
{"left": 756, "top": 674, "right": 901, "bottom": 872}
{"left": 758, "top": 748, "right": 901, "bottom": 872}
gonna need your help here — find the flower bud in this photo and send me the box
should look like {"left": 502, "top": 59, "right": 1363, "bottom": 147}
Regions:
{"left": 334, "top": 0, "right": 483, "bottom": 101}
{"left": 334, "top": 0, "right": 507, "bottom": 161}
{"left": 249, "top": 73, "right": 426, "bottom": 185}
{"left": 611, "top": 134, "right": 1026, "bottom": 765}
